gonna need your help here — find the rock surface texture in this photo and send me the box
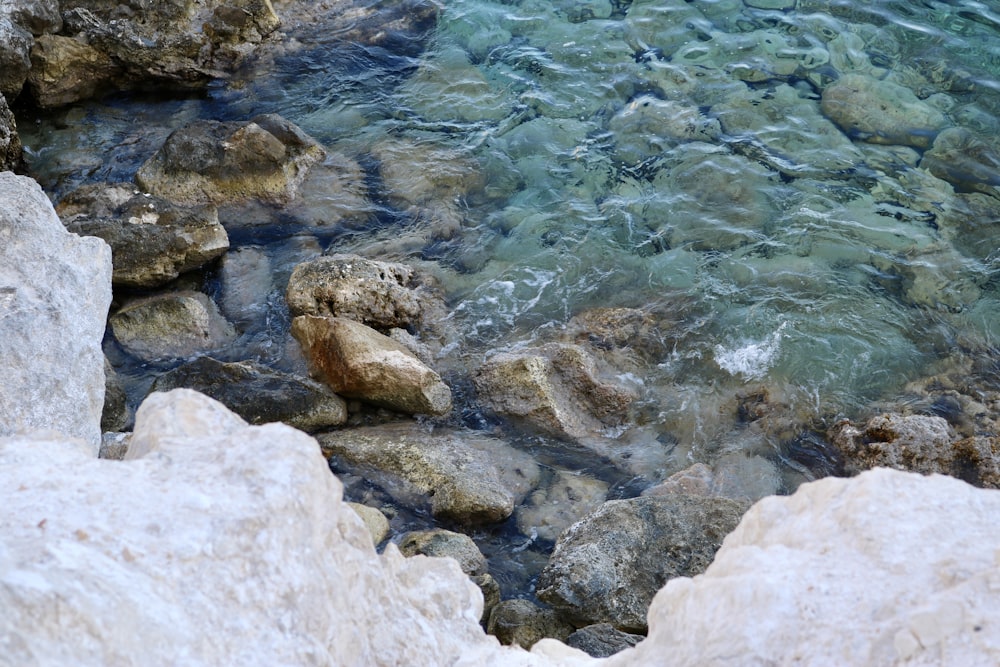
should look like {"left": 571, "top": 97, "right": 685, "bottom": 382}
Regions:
{"left": 0, "top": 172, "right": 111, "bottom": 450}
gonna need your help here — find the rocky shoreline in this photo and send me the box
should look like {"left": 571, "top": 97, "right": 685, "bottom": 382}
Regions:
{"left": 4, "top": 0, "right": 1000, "bottom": 663}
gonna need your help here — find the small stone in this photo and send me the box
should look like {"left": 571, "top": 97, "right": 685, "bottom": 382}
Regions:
{"left": 397, "top": 529, "right": 487, "bottom": 576}
{"left": 347, "top": 503, "right": 390, "bottom": 545}
{"left": 110, "top": 291, "right": 236, "bottom": 363}
{"left": 486, "top": 599, "right": 574, "bottom": 649}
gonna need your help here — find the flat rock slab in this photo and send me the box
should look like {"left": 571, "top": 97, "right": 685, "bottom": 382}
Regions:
{"left": 317, "top": 423, "right": 541, "bottom": 525}
{"left": 151, "top": 356, "right": 347, "bottom": 433}
{"left": 0, "top": 172, "right": 111, "bottom": 450}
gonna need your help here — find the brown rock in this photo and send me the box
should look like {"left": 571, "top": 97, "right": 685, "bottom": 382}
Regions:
{"left": 27, "top": 34, "right": 118, "bottom": 108}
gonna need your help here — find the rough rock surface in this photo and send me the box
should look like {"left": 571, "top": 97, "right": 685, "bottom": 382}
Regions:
{"left": 286, "top": 253, "right": 445, "bottom": 333}
{"left": 0, "top": 92, "right": 21, "bottom": 171}
{"left": 1, "top": 0, "right": 62, "bottom": 36}
{"left": 150, "top": 356, "right": 347, "bottom": 432}
{"left": 626, "top": 468, "right": 1000, "bottom": 666}
{"left": 537, "top": 494, "right": 747, "bottom": 632}
{"left": 830, "top": 412, "right": 1000, "bottom": 488}
{"left": 58, "top": 183, "right": 229, "bottom": 288}
{"left": 101, "top": 358, "right": 129, "bottom": 432}
{"left": 292, "top": 315, "right": 452, "bottom": 416}
{"left": 398, "top": 529, "right": 487, "bottom": 576}
{"left": 317, "top": 423, "right": 540, "bottom": 525}
{"left": 26, "top": 34, "right": 119, "bottom": 108}
{"left": 0, "top": 389, "right": 534, "bottom": 667}
{"left": 109, "top": 291, "right": 237, "bottom": 363}
{"left": 0, "top": 172, "right": 111, "bottom": 450}
{"left": 474, "top": 342, "right": 638, "bottom": 442}
{"left": 135, "top": 115, "right": 324, "bottom": 206}
{"left": 820, "top": 73, "right": 950, "bottom": 148}
{"left": 347, "top": 502, "right": 391, "bottom": 545}
{"left": 565, "top": 624, "right": 643, "bottom": 658}
{"left": 487, "top": 599, "right": 575, "bottom": 650}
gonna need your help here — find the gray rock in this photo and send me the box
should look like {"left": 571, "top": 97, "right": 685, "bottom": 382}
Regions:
{"left": 0, "top": 92, "right": 21, "bottom": 171}
{"left": 0, "top": 173, "right": 112, "bottom": 451}
{"left": 316, "top": 423, "right": 540, "bottom": 524}
{"left": 110, "top": 291, "right": 237, "bottom": 363}
{"left": 286, "top": 254, "right": 442, "bottom": 332}
{"left": 26, "top": 34, "right": 119, "bottom": 108}
{"left": 291, "top": 315, "right": 452, "bottom": 416}
{"left": 537, "top": 494, "right": 748, "bottom": 632}
{"left": 820, "top": 73, "right": 949, "bottom": 148}
{"left": 397, "top": 529, "right": 487, "bottom": 576}
{"left": 218, "top": 246, "right": 273, "bottom": 327}
{"left": 608, "top": 95, "right": 721, "bottom": 166}
{"left": 565, "top": 623, "right": 644, "bottom": 658}
{"left": 474, "top": 342, "right": 637, "bottom": 441}
{"left": 102, "top": 358, "right": 129, "bottom": 432}
{"left": 515, "top": 470, "right": 609, "bottom": 544}
{"left": 920, "top": 127, "right": 1000, "bottom": 196}
{"left": 1, "top": 0, "right": 62, "bottom": 35}
{"left": 136, "top": 115, "right": 325, "bottom": 206}
{"left": 58, "top": 184, "right": 229, "bottom": 289}
{"left": 0, "top": 16, "right": 31, "bottom": 99}
{"left": 473, "top": 573, "right": 501, "bottom": 626}
{"left": 485, "top": 599, "right": 574, "bottom": 649}
{"left": 150, "top": 357, "right": 347, "bottom": 433}
{"left": 346, "top": 502, "right": 390, "bottom": 545}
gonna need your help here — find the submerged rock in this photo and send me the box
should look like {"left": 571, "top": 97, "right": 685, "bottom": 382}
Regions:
{"left": 0, "top": 173, "right": 112, "bottom": 451}
{"left": 317, "top": 423, "right": 540, "bottom": 525}
{"left": 475, "top": 342, "right": 638, "bottom": 442}
{"left": 536, "top": 494, "right": 747, "bottom": 632}
{"left": 820, "top": 73, "right": 950, "bottom": 148}
{"left": 110, "top": 291, "right": 237, "bottom": 363}
{"left": 921, "top": 127, "right": 1000, "bottom": 196}
{"left": 292, "top": 315, "right": 452, "bottom": 416}
{"left": 643, "top": 455, "right": 782, "bottom": 503}
{"left": 515, "top": 470, "right": 609, "bottom": 544}
{"left": 58, "top": 183, "right": 229, "bottom": 289}
{"left": 136, "top": 114, "right": 324, "bottom": 206}
{"left": 150, "top": 356, "right": 347, "bottom": 432}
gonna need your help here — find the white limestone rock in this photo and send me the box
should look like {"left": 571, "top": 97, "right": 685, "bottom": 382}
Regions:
{"left": 0, "top": 389, "right": 559, "bottom": 667}
{"left": 620, "top": 468, "right": 1000, "bottom": 666}
{"left": 0, "top": 172, "right": 112, "bottom": 451}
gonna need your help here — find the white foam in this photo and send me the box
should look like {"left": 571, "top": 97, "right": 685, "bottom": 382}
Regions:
{"left": 714, "top": 322, "right": 787, "bottom": 380}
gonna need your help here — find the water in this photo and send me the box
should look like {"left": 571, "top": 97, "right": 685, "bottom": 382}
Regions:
{"left": 15, "top": 0, "right": 1000, "bottom": 600}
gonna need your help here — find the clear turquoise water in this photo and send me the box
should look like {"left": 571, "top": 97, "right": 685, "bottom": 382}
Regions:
{"left": 16, "top": 0, "right": 1000, "bottom": 596}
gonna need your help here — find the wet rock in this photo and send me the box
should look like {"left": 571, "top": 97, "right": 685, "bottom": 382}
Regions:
{"left": 110, "top": 291, "right": 237, "bottom": 363}
{"left": 286, "top": 254, "right": 444, "bottom": 333}
{"left": 218, "top": 245, "right": 273, "bottom": 327}
{"left": 0, "top": 16, "right": 31, "bottom": 99}
{"left": 1, "top": 0, "right": 61, "bottom": 35}
{"left": 317, "top": 423, "right": 541, "bottom": 525}
{"left": 830, "top": 412, "right": 1000, "bottom": 488}
{"left": 347, "top": 502, "right": 390, "bottom": 545}
{"left": 921, "top": 127, "right": 1000, "bottom": 196}
{"left": 474, "top": 573, "right": 502, "bottom": 626}
{"left": 0, "top": 92, "right": 21, "bottom": 171}
{"left": 102, "top": 357, "right": 129, "bottom": 432}
{"left": 515, "top": 470, "right": 609, "bottom": 544}
{"left": 820, "top": 73, "right": 950, "bottom": 148}
{"left": 608, "top": 95, "right": 721, "bottom": 166}
{"left": 643, "top": 454, "right": 782, "bottom": 503}
{"left": 26, "top": 34, "right": 119, "bottom": 108}
{"left": 474, "top": 342, "right": 638, "bottom": 441}
{"left": 282, "top": 152, "right": 372, "bottom": 228}
{"left": 486, "top": 599, "right": 574, "bottom": 649}
{"left": 401, "top": 46, "right": 511, "bottom": 123}
{"left": 0, "top": 172, "right": 112, "bottom": 451}
{"left": 0, "top": 388, "right": 513, "bottom": 666}
{"left": 135, "top": 115, "right": 325, "bottom": 207}
{"left": 744, "top": 0, "right": 795, "bottom": 8}
{"left": 291, "top": 315, "right": 452, "bottom": 416}
{"left": 150, "top": 356, "right": 347, "bottom": 433}
{"left": 58, "top": 183, "right": 229, "bottom": 289}
{"left": 565, "top": 623, "right": 644, "bottom": 658}
{"left": 537, "top": 494, "right": 747, "bottom": 632}
{"left": 398, "top": 529, "right": 487, "bottom": 576}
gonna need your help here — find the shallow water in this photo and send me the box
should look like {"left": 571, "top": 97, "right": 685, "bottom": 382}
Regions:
{"left": 16, "top": 0, "right": 1000, "bottom": 600}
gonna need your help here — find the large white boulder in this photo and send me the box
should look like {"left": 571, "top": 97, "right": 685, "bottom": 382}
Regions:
{"left": 0, "top": 172, "right": 111, "bottom": 451}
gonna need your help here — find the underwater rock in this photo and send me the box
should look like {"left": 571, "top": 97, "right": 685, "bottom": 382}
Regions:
{"left": 58, "top": 183, "right": 229, "bottom": 289}
{"left": 401, "top": 46, "right": 511, "bottom": 123}
{"left": 0, "top": 92, "right": 21, "bottom": 171}
{"left": 218, "top": 245, "right": 273, "bottom": 328}
{"left": 820, "top": 73, "right": 950, "bottom": 148}
{"left": 515, "top": 470, "right": 609, "bottom": 544}
{"left": 150, "top": 356, "right": 348, "bottom": 433}
{"left": 921, "top": 127, "right": 1000, "bottom": 197}
{"left": 346, "top": 502, "right": 391, "bottom": 545}
{"left": 642, "top": 454, "right": 782, "bottom": 503}
{"left": 830, "top": 412, "right": 1000, "bottom": 488}
{"left": 110, "top": 291, "right": 237, "bottom": 363}
{"left": 474, "top": 342, "right": 638, "bottom": 442}
{"left": 565, "top": 624, "right": 644, "bottom": 658}
{"left": 286, "top": 254, "right": 444, "bottom": 334}
{"left": 26, "top": 34, "right": 119, "bottom": 108}
{"left": 537, "top": 493, "right": 747, "bottom": 632}
{"left": 487, "top": 599, "right": 574, "bottom": 650}
{"left": 0, "top": 16, "right": 31, "bottom": 99}
{"left": 136, "top": 114, "right": 325, "bottom": 206}
{"left": 291, "top": 315, "right": 452, "bottom": 416}
{"left": 608, "top": 95, "right": 721, "bottom": 166}
{"left": 0, "top": 172, "right": 112, "bottom": 451}
{"left": 398, "top": 529, "right": 487, "bottom": 576}
{"left": 317, "top": 422, "right": 540, "bottom": 525}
